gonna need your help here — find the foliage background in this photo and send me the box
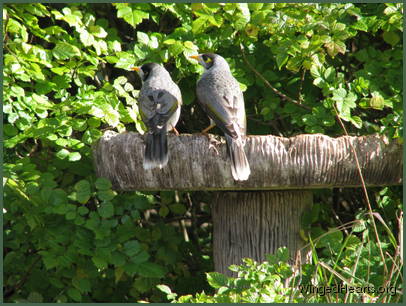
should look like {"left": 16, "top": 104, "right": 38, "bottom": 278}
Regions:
{"left": 3, "top": 3, "right": 403, "bottom": 302}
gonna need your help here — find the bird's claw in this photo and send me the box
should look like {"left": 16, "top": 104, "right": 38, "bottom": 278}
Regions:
{"left": 207, "top": 135, "right": 221, "bottom": 155}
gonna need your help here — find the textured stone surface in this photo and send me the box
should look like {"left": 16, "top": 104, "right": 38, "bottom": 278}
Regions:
{"left": 94, "top": 132, "right": 402, "bottom": 191}
{"left": 212, "top": 191, "right": 313, "bottom": 275}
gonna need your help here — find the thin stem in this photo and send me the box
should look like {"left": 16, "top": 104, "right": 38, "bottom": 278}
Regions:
{"left": 333, "top": 105, "right": 388, "bottom": 275}
{"left": 298, "top": 69, "right": 306, "bottom": 103}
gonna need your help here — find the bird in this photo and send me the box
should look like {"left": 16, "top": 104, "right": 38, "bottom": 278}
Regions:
{"left": 190, "top": 53, "right": 250, "bottom": 181}
{"left": 132, "top": 63, "right": 182, "bottom": 170}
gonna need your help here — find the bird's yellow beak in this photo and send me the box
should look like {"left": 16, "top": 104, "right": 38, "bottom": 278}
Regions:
{"left": 131, "top": 67, "right": 140, "bottom": 72}
{"left": 189, "top": 55, "right": 200, "bottom": 60}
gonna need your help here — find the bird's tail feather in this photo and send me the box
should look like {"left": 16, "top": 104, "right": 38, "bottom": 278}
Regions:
{"left": 226, "top": 135, "right": 251, "bottom": 181}
{"left": 143, "top": 131, "right": 168, "bottom": 170}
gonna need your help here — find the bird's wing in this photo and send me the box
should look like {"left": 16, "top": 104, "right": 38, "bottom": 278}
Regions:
{"left": 197, "top": 80, "right": 245, "bottom": 138}
{"left": 140, "top": 89, "right": 180, "bottom": 132}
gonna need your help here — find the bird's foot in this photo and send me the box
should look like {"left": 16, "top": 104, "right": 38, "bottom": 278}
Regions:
{"left": 207, "top": 135, "right": 221, "bottom": 155}
{"left": 201, "top": 123, "right": 216, "bottom": 134}
{"left": 172, "top": 127, "right": 179, "bottom": 136}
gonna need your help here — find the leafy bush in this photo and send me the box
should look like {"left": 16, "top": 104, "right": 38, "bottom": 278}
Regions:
{"left": 161, "top": 223, "right": 402, "bottom": 303}
{"left": 3, "top": 3, "right": 402, "bottom": 302}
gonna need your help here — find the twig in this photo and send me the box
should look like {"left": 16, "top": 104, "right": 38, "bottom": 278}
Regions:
{"left": 344, "top": 244, "right": 362, "bottom": 303}
{"left": 28, "top": 139, "right": 39, "bottom": 157}
{"left": 140, "top": 214, "right": 209, "bottom": 225}
{"left": 298, "top": 69, "right": 306, "bottom": 103}
{"left": 246, "top": 115, "right": 283, "bottom": 136}
{"left": 186, "top": 192, "right": 201, "bottom": 252}
{"left": 332, "top": 105, "right": 388, "bottom": 275}
{"left": 331, "top": 206, "right": 349, "bottom": 235}
{"left": 240, "top": 44, "right": 311, "bottom": 111}
{"left": 3, "top": 9, "right": 10, "bottom": 44}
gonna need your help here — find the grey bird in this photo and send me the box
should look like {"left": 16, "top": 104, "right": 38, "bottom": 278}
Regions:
{"left": 132, "top": 63, "right": 182, "bottom": 170}
{"left": 190, "top": 53, "right": 250, "bottom": 181}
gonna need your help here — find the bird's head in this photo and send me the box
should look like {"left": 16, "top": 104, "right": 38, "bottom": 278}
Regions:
{"left": 189, "top": 53, "right": 220, "bottom": 70}
{"left": 132, "top": 63, "right": 162, "bottom": 82}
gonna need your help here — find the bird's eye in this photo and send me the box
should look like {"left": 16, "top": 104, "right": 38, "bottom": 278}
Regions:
{"left": 202, "top": 55, "right": 212, "bottom": 63}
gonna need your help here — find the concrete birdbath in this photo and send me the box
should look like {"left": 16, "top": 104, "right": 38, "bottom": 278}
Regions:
{"left": 94, "top": 132, "right": 402, "bottom": 274}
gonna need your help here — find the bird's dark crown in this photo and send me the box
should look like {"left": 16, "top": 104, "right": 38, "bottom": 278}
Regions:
{"left": 139, "top": 63, "right": 160, "bottom": 81}
{"left": 141, "top": 62, "right": 160, "bottom": 73}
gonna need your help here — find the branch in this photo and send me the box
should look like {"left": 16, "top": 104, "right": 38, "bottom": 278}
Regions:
{"left": 240, "top": 45, "right": 311, "bottom": 111}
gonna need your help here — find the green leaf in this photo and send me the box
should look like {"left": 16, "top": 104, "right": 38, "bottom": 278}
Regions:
{"left": 317, "top": 229, "right": 343, "bottom": 250}
{"left": 66, "top": 210, "right": 77, "bottom": 220}
{"left": 115, "top": 267, "right": 125, "bottom": 283}
{"left": 168, "top": 42, "right": 184, "bottom": 57}
{"left": 276, "top": 53, "right": 289, "bottom": 70}
{"left": 27, "top": 291, "right": 43, "bottom": 303}
{"left": 310, "top": 65, "right": 321, "bottom": 79}
{"left": 41, "top": 252, "right": 58, "bottom": 270}
{"left": 72, "top": 278, "right": 91, "bottom": 294}
{"left": 92, "top": 256, "right": 108, "bottom": 269}
{"left": 157, "top": 284, "right": 172, "bottom": 295}
{"left": 323, "top": 67, "right": 335, "bottom": 82}
{"left": 79, "top": 29, "right": 95, "bottom": 46}
{"left": 74, "top": 180, "right": 91, "bottom": 204}
{"left": 159, "top": 205, "right": 169, "bottom": 217}
{"left": 164, "top": 39, "right": 176, "bottom": 46}
{"left": 115, "top": 52, "right": 136, "bottom": 69}
{"left": 97, "top": 190, "right": 116, "bottom": 201}
{"left": 169, "top": 203, "right": 186, "bottom": 215}
{"left": 343, "top": 92, "right": 357, "bottom": 108}
{"left": 123, "top": 240, "right": 141, "bottom": 257}
{"left": 137, "top": 262, "right": 165, "bottom": 278}
{"left": 206, "top": 272, "right": 229, "bottom": 289}
{"left": 68, "top": 152, "right": 81, "bottom": 162}
{"left": 71, "top": 119, "right": 88, "bottom": 131}
{"left": 49, "top": 189, "right": 68, "bottom": 206}
{"left": 184, "top": 40, "right": 198, "bottom": 50}
{"left": 131, "top": 250, "right": 150, "bottom": 264}
{"left": 56, "top": 148, "right": 70, "bottom": 159}
{"left": 369, "top": 93, "right": 385, "bottom": 110}
{"left": 352, "top": 18, "right": 368, "bottom": 32}
{"left": 53, "top": 42, "right": 81, "bottom": 60}
{"left": 95, "top": 177, "right": 112, "bottom": 190}
{"left": 116, "top": 4, "right": 149, "bottom": 28}
{"left": 350, "top": 116, "right": 362, "bottom": 129}
{"left": 104, "top": 109, "right": 120, "bottom": 127}
{"left": 77, "top": 206, "right": 89, "bottom": 215}
{"left": 67, "top": 287, "right": 82, "bottom": 302}
{"left": 10, "top": 85, "right": 25, "bottom": 97}
{"left": 111, "top": 251, "right": 126, "bottom": 267}
{"left": 98, "top": 202, "right": 114, "bottom": 218}
{"left": 192, "top": 15, "right": 208, "bottom": 34}
{"left": 137, "top": 31, "right": 149, "bottom": 45}
{"left": 89, "top": 25, "right": 107, "bottom": 38}
{"left": 345, "top": 235, "right": 361, "bottom": 250}
{"left": 4, "top": 124, "right": 18, "bottom": 137}
{"left": 87, "top": 118, "right": 101, "bottom": 128}
{"left": 332, "top": 88, "right": 347, "bottom": 102}
{"left": 275, "top": 247, "right": 289, "bottom": 262}
{"left": 383, "top": 31, "right": 400, "bottom": 46}
{"left": 324, "top": 40, "right": 346, "bottom": 57}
